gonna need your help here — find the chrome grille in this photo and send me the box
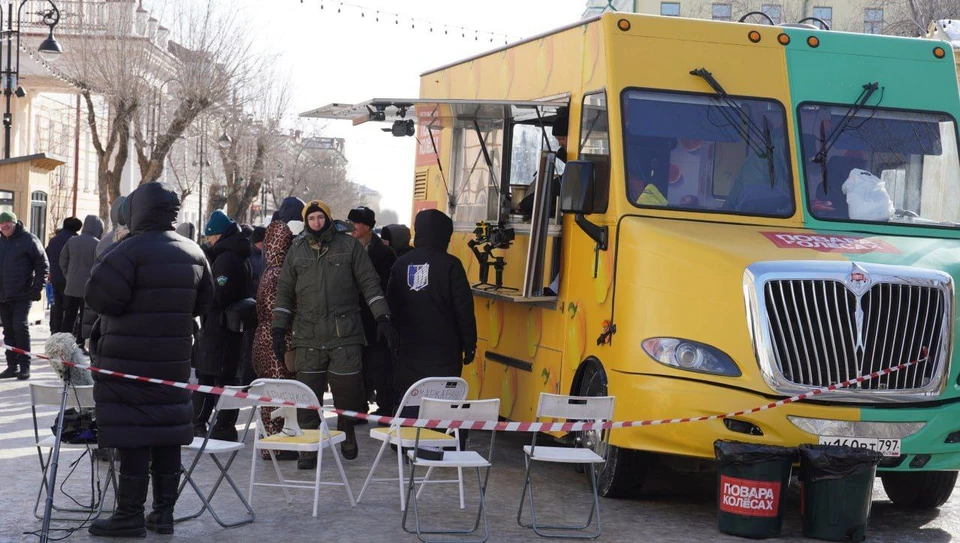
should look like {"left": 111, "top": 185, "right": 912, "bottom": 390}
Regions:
{"left": 765, "top": 280, "right": 944, "bottom": 390}
{"left": 746, "top": 261, "right": 953, "bottom": 401}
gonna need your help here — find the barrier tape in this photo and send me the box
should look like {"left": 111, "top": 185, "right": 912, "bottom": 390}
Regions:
{"left": 4, "top": 342, "right": 927, "bottom": 433}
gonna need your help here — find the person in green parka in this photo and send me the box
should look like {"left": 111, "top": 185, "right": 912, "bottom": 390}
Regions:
{"left": 271, "top": 200, "right": 398, "bottom": 467}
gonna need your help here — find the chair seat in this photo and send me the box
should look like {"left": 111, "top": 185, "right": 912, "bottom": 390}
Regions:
{"left": 255, "top": 429, "right": 345, "bottom": 452}
{"left": 523, "top": 445, "right": 604, "bottom": 464}
{"left": 184, "top": 437, "right": 244, "bottom": 454}
{"left": 36, "top": 436, "right": 98, "bottom": 450}
{"left": 370, "top": 426, "right": 457, "bottom": 447}
{"left": 406, "top": 450, "right": 490, "bottom": 468}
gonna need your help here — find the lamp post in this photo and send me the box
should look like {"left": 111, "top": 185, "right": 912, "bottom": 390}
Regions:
{"left": 3, "top": 1, "right": 63, "bottom": 159}
{"left": 195, "top": 119, "right": 231, "bottom": 240}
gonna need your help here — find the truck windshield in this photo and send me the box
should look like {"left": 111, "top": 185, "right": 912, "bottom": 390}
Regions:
{"left": 622, "top": 89, "right": 793, "bottom": 217}
{"left": 798, "top": 103, "right": 960, "bottom": 228}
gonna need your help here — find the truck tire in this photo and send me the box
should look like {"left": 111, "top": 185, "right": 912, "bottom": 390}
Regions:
{"left": 880, "top": 471, "right": 958, "bottom": 509}
{"left": 578, "top": 361, "right": 647, "bottom": 498}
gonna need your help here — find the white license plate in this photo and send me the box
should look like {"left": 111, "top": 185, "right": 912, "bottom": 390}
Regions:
{"left": 818, "top": 436, "right": 901, "bottom": 457}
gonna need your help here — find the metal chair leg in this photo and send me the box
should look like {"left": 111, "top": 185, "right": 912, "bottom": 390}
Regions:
{"left": 520, "top": 457, "right": 603, "bottom": 540}
{"left": 357, "top": 437, "right": 389, "bottom": 504}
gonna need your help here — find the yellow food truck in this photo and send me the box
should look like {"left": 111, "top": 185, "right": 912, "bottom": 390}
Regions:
{"left": 304, "top": 13, "right": 960, "bottom": 506}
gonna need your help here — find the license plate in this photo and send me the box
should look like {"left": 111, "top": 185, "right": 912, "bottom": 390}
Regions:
{"left": 818, "top": 436, "right": 901, "bottom": 457}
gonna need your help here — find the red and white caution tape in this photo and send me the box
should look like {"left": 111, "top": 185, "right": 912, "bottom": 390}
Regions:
{"left": 4, "top": 342, "right": 926, "bottom": 433}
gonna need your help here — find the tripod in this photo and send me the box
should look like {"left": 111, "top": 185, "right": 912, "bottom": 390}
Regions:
{"left": 39, "top": 365, "right": 73, "bottom": 542}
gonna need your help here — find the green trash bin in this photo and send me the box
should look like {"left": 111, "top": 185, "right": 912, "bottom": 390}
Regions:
{"left": 799, "top": 445, "right": 883, "bottom": 542}
{"left": 715, "top": 440, "right": 797, "bottom": 539}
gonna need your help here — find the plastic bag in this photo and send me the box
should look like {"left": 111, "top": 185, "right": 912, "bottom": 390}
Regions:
{"left": 714, "top": 440, "right": 798, "bottom": 467}
{"left": 842, "top": 168, "right": 894, "bottom": 221}
{"left": 799, "top": 444, "right": 883, "bottom": 482}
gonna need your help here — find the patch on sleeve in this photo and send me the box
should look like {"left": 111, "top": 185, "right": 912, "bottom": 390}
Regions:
{"left": 216, "top": 275, "right": 228, "bottom": 287}
{"left": 406, "top": 263, "right": 429, "bottom": 292}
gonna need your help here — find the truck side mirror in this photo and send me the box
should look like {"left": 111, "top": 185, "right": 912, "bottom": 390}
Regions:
{"left": 560, "top": 160, "right": 597, "bottom": 215}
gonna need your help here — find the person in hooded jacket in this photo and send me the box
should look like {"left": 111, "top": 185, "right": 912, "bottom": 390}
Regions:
{"left": 45, "top": 217, "right": 82, "bottom": 332}
{"left": 84, "top": 182, "right": 214, "bottom": 538}
{"left": 251, "top": 198, "right": 302, "bottom": 459}
{"left": 96, "top": 196, "right": 128, "bottom": 258}
{"left": 60, "top": 214, "right": 104, "bottom": 343}
{"left": 387, "top": 209, "right": 477, "bottom": 396}
{"left": 193, "top": 210, "right": 252, "bottom": 441}
{"left": 380, "top": 224, "right": 413, "bottom": 257}
{"left": 0, "top": 211, "right": 48, "bottom": 380}
{"left": 272, "top": 200, "right": 398, "bottom": 466}
{"left": 175, "top": 222, "right": 196, "bottom": 241}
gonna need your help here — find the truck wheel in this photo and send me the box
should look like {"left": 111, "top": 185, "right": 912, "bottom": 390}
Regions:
{"left": 880, "top": 471, "right": 958, "bottom": 509}
{"left": 578, "top": 361, "right": 647, "bottom": 498}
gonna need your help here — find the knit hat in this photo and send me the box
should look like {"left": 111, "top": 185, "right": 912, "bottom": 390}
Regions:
{"left": 347, "top": 206, "right": 376, "bottom": 228}
{"left": 205, "top": 210, "right": 232, "bottom": 236}
{"left": 0, "top": 211, "right": 16, "bottom": 223}
{"left": 240, "top": 224, "right": 254, "bottom": 239}
{"left": 278, "top": 197, "right": 305, "bottom": 223}
{"left": 251, "top": 226, "right": 266, "bottom": 244}
{"left": 63, "top": 217, "right": 83, "bottom": 233}
{"left": 303, "top": 200, "right": 333, "bottom": 237}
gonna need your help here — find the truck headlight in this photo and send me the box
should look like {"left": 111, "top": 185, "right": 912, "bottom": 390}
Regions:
{"left": 641, "top": 338, "right": 742, "bottom": 377}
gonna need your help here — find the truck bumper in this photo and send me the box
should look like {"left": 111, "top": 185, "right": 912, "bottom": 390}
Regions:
{"left": 607, "top": 371, "right": 960, "bottom": 471}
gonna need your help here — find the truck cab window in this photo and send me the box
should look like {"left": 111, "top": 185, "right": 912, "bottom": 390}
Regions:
{"left": 623, "top": 89, "right": 793, "bottom": 217}
{"left": 579, "top": 92, "right": 610, "bottom": 213}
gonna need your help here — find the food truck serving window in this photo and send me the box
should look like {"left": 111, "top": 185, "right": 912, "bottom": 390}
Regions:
{"left": 622, "top": 89, "right": 794, "bottom": 218}
{"left": 798, "top": 104, "right": 960, "bottom": 228}
{"left": 451, "top": 122, "right": 504, "bottom": 224}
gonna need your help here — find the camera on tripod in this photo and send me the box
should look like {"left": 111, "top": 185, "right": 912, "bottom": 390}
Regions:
{"left": 472, "top": 221, "right": 515, "bottom": 249}
{"left": 468, "top": 221, "right": 516, "bottom": 291}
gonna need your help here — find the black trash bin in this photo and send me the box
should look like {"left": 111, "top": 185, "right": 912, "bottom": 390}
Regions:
{"left": 799, "top": 445, "right": 883, "bottom": 542}
{"left": 714, "top": 440, "right": 797, "bottom": 539}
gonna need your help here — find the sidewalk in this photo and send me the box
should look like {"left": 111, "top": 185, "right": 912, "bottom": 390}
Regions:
{"left": 1, "top": 324, "right": 957, "bottom": 542}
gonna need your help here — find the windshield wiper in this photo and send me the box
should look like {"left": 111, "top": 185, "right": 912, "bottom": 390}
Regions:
{"left": 691, "top": 68, "right": 776, "bottom": 185}
{"left": 813, "top": 82, "right": 879, "bottom": 165}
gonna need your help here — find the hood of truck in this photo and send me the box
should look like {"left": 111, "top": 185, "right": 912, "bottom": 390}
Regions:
{"left": 611, "top": 216, "right": 960, "bottom": 402}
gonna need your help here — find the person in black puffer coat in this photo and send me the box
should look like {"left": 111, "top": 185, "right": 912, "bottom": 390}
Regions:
{"left": 387, "top": 209, "right": 477, "bottom": 395}
{"left": 45, "top": 217, "right": 82, "bottom": 333}
{"left": 0, "top": 212, "right": 48, "bottom": 380}
{"left": 84, "top": 182, "right": 214, "bottom": 538}
{"left": 193, "top": 210, "right": 251, "bottom": 441}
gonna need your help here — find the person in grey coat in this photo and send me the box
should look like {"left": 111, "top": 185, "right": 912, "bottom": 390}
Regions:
{"left": 60, "top": 214, "right": 103, "bottom": 343}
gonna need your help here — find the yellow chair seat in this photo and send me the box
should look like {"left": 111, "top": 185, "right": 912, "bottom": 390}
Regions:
{"left": 260, "top": 429, "right": 343, "bottom": 445}
{"left": 370, "top": 426, "right": 456, "bottom": 444}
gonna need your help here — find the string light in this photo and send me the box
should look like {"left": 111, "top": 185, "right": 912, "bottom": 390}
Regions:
{"left": 314, "top": 1, "right": 521, "bottom": 45}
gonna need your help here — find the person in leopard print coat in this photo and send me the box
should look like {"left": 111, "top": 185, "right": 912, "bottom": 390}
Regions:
{"left": 252, "top": 204, "right": 303, "bottom": 439}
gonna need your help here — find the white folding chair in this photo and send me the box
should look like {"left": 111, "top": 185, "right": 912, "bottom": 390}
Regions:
{"left": 29, "top": 383, "right": 117, "bottom": 522}
{"left": 517, "top": 393, "right": 615, "bottom": 539}
{"left": 401, "top": 398, "right": 500, "bottom": 543}
{"left": 177, "top": 385, "right": 257, "bottom": 528}
{"left": 357, "top": 377, "right": 468, "bottom": 511}
{"left": 247, "top": 378, "right": 355, "bottom": 517}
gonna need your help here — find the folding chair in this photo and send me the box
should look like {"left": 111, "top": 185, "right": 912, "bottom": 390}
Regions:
{"left": 177, "top": 385, "right": 257, "bottom": 528}
{"left": 30, "top": 383, "right": 117, "bottom": 522}
{"left": 357, "top": 377, "right": 468, "bottom": 511}
{"left": 402, "top": 398, "right": 500, "bottom": 543}
{"left": 247, "top": 378, "right": 355, "bottom": 517}
{"left": 517, "top": 393, "right": 615, "bottom": 539}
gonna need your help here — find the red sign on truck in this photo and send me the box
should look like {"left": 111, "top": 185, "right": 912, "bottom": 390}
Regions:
{"left": 761, "top": 232, "right": 899, "bottom": 254}
{"left": 719, "top": 475, "right": 782, "bottom": 517}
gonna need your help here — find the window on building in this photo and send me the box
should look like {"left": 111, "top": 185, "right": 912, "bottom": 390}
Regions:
{"left": 761, "top": 4, "right": 782, "bottom": 24}
{"left": 30, "top": 191, "right": 47, "bottom": 241}
{"left": 811, "top": 6, "right": 832, "bottom": 29}
{"left": 864, "top": 8, "right": 883, "bottom": 34}
{"left": 712, "top": 3, "right": 732, "bottom": 21}
{"left": 660, "top": 2, "right": 680, "bottom": 17}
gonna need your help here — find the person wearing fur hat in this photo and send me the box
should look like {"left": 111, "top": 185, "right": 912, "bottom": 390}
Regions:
{"left": 0, "top": 210, "right": 48, "bottom": 380}
{"left": 272, "top": 199, "right": 397, "bottom": 466}
{"left": 347, "top": 205, "right": 398, "bottom": 416}
{"left": 45, "top": 217, "right": 82, "bottom": 333}
{"left": 250, "top": 198, "right": 302, "bottom": 459}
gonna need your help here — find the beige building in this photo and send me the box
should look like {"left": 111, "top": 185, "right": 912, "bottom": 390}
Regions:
{"left": 583, "top": 0, "right": 904, "bottom": 34}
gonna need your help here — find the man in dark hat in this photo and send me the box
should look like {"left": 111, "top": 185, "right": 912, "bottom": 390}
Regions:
{"left": 517, "top": 107, "right": 569, "bottom": 216}
{"left": 0, "top": 210, "right": 48, "bottom": 380}
{"left": 347, "top": 205, "right": 398, "bottom": 416}
{"left": 45, "top": 216, "right": 82, "bottom": 332}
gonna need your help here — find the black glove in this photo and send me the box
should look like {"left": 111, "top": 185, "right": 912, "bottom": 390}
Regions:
{"left": 463, "top": 348, "right": 476, "bottom": 366}
{"left": 31, "top": 290, "right": 42, "bottom": 302}
{"left": 271, "top": 328, "right": 287, "bottom": 363}
{"left": 376, "top": 316, "right": 399, "bottom": 352}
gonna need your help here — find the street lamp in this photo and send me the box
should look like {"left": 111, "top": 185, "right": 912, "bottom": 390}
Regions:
{"left": 217, "top": 131, "right": 232, "bottom": 149}
{"left": 3, "top": 1, "right": 63, "bottom": 159}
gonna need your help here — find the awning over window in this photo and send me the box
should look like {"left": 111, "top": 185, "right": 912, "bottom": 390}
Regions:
{"left": 300, "top": 98, "right": 568, "bottom": 128}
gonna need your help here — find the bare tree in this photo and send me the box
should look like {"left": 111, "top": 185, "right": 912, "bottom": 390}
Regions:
{"left": 272, "top": 132, "right": 358, "bottom": 219}
{"left": 860, "top": 0, "right": 959, "bottom": 36}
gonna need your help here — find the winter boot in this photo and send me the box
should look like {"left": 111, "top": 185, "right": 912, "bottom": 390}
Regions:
{"left": 88, "top": 474, "right": 148, "bottom": 538}
{"left": 339, "top": 416, "right": 358, "bottom": 460}
{"left": 0, "top": 366, "right": 17, "bottom": 379}
{"left": 298, "top": 451, "right": 317, "bottom": 470}
{"left": 145, "top": 471, "right": 181, "bottom": 535}
{"left": 210, "top": 409, "right": 239, "bottom": 442}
